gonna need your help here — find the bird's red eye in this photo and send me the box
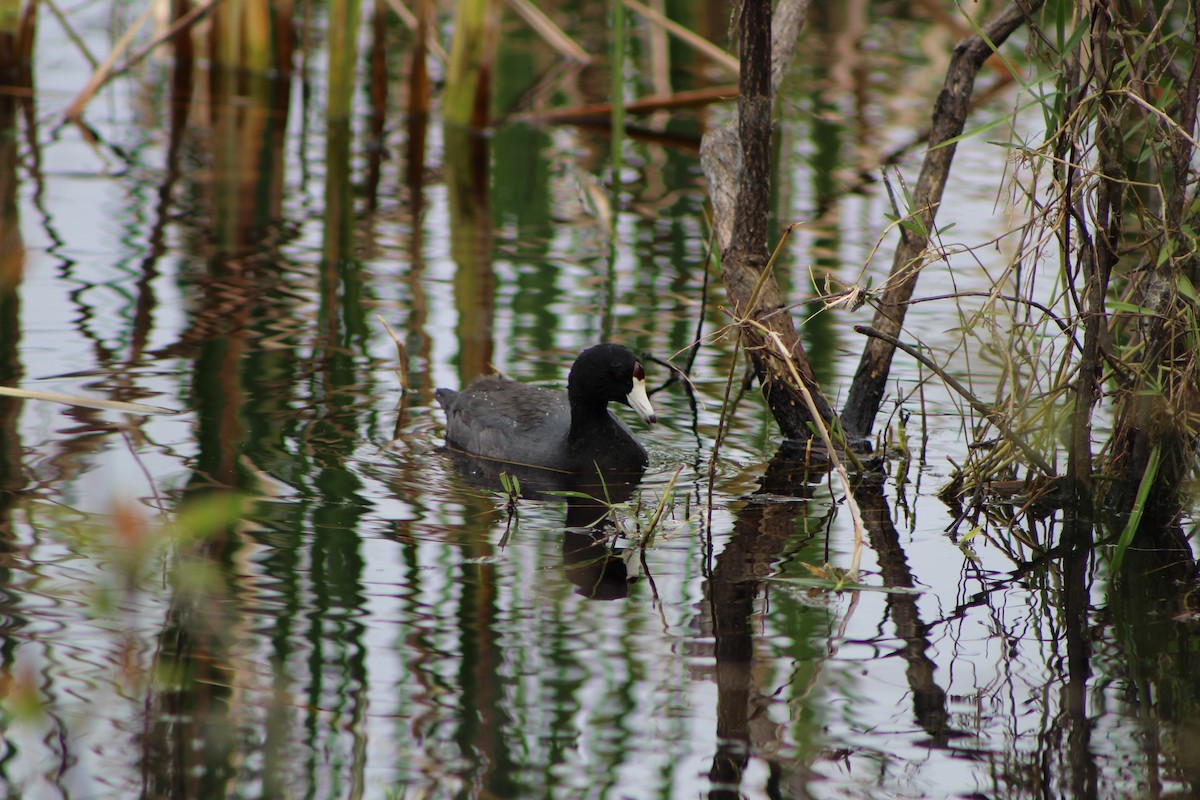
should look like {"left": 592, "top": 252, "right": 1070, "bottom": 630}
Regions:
{"left": 633, "top": 362, "right": 645, "bottom": 380}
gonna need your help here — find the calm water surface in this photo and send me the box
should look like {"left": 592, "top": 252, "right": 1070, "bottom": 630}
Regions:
{"left": 1, "top": 2, "right": 1198, "bottom": 799}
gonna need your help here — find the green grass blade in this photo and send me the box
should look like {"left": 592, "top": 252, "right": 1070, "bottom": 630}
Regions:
{"left": 1111, "top": 444, "right": 1161, "bottom": 574}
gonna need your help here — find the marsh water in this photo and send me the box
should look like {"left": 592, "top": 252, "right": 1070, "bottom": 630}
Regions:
{"left": 2, "top": 2, "right": 1199, "bottom": 799}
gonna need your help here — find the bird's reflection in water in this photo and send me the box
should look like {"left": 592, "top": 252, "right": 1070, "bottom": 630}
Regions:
{"left": 442, "top": 447, "right": 645, "bottom": 600}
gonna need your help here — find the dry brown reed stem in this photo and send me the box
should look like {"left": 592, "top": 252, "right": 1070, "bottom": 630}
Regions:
{"left": 62, "top": 0, "right": 163, "bottom": 123}
{"left": 377, "top": 316, "right": 409, "bottom": 393}
{"left": 60, "top": 0, "right": 225, "bottom": 123}
{"left": 0, "top": 386, "right": 177, "bottom": 415}
{"left": 532, "top": 84, "right": 740, "bottom": 123}
{"left": 750, "top": 321, "right": 865, "bottom": 581}
{"left": 622, "top": 0, "right": 739, "bottom": 75}
{"left": 505, "top": 0, "right": 589, "bottom": 63}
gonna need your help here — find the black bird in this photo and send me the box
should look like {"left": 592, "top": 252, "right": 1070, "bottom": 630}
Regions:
{"left": 435, "top": 343, "right": 656, "bottom": 476}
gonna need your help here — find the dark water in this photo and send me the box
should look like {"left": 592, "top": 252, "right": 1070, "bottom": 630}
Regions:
{"left": 1, "top": 2, "right": 1199, "bottom": 799}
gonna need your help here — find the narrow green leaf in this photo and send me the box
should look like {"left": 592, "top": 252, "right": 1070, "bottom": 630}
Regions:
{"left": 1108, "top": 300, "right": 1158, "bottom": 316}
{"left": 1177, "top": 274, "right": 1197, "bottom": 303}
{"left": 1111, "top": 445, "right": 1161, "bottom": 574}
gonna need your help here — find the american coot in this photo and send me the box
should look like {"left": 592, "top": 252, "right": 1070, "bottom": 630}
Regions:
{"left": 435, "top": 343, "right": 656, "bottom": 476}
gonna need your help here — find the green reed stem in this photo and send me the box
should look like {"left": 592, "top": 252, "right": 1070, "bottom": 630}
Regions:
{"left": 444, "top": 0, "right": 498, "bottom": 127}
{"left": 327, "top": 0, "right": 361, "bottom": 119}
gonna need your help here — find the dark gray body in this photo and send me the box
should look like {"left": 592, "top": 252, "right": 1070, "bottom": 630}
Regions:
{"left": 435, "top": 376, "right": 648, "bottom": 476}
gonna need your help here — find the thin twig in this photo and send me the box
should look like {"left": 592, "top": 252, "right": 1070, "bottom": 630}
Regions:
{"left": 707, "top": 332, "right": 743, "bottom": 523}
{"left": 42, "top": 0, "right": 100, "bottom": 69}
{"left": 751, "top": 323, "right": 867, "bottom": 582}
{"left": 377, "top": 315, "right": 409, "bottom": 393}
{"left": 623, "top": 0, "right": 739, "bottom": 74}
{"left": 0, "top": 385, "right": 177, "bottom": 415}
{"left": 63, "top": 0, "right": 165, "bottom": 123}
{"left": 684, "top": 221, "right": 717, "bottom": 377}
{"left": 506, "top": 0, "right": 590, "bottom": 63}
{"left": 855, "top": 325, "right": 1055, "bottom": 476}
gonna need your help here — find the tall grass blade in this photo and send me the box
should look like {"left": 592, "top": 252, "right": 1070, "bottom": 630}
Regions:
{"left": 1110, "top": 444, "right": 1161, "bottom": 575}
{"left": 640, "top": 466, "right": 683, "bottom": 549}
